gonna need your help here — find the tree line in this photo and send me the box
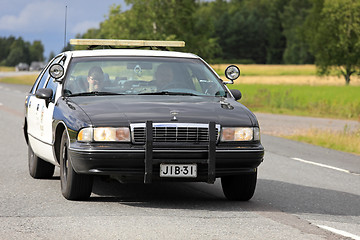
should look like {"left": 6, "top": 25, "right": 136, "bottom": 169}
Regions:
{"left": 0, "top": 36, "right": 45, "bottom": 66}
{"left": 1, "top": 0, "right": 359, "bottom": 84}
{"left": 78, "top": 0, "right": 318, "bottom": 64}
{"left": 78, "top": 0, "right": 360, "bottom": 84}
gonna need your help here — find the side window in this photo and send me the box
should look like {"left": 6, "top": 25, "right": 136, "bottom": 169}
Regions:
{"left": 31, "top": 54, "right": 64, "bottom": 94}
{"left": 30, "top": 68, "right": 46, "bottom": 94}
{"left": 46, "top": 77, "right": 58, "bottom": 99}
{"left": 36, "top": 70, "right": 50, "bottom": 90}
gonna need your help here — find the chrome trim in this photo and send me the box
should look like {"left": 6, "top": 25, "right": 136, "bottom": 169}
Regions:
{"left": 130, "top": 122, "right": 221, "bottom": 144}
{"left": 69, "top": 149, "right": 207, "bottom": 153}
{"left": 131, "top": 122, "right": 220, "bottom": 128}
{"left": 68, "top": 148, "right": 145, "bottom": 153}
{"left": 216, "top": 149, "right": 264, "bottom": 153}
{"left": 68, "top": 148, "right": 263, "bottom": 153}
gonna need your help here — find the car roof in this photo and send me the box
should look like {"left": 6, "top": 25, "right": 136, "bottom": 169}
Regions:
{"left": 66, "top": 49, "right": 200, "bottom": 59}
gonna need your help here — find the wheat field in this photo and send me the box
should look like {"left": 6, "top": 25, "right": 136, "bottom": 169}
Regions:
{"left": 235, "top": 75, "right": 360, "bottom": 86}
{"left": 211, "top": 64, "right": 360, "bottom": 86}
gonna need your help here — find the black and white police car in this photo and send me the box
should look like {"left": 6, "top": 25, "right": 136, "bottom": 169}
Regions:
{"left": 24, "top": 39, "right": 264, "bottom": 201}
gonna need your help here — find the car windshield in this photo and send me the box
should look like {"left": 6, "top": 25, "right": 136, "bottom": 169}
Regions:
{"left": 63, "top": 56, "right": 226, "bottom": 97}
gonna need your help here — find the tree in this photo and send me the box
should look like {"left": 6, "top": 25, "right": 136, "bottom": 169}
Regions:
{"left": 82, "top": 0, "right": 219, "bottom": 60}
{"left": 202, "top": 0, "right": 269, "bottom": 63}
{"left": 6, "top": 48, "right": 25, "bottom": 66}
{"left": 264, "top": 0, "right": 287, "bottom": 64}
{"left": 281, "top": 0, "right": 313, "bottom": 64}
{"left": 305, "top": 0, "right": 360, "bottom": 85}
{"left": 222, "top": 0, "right": 287, "bottom": 64}
{"left": 6, "top": 37, "right": 30, "bottom": 66}
{"left": 228, "top": 6, "right": 267, "bottom": 63}
{"left": 48, "top": 51, "right": 56, "bottom": 62}
{"left": 0, "top": 36, "right": 16, "bottom": 65}
{"left": 0, "top": 36, "right": 45, "bottom": 66}
{"left": 77, "top": 0, "right": 318, "bottom": 64}
{"left": 29, "top": 40, "right": 44, "bottom": 62}
{"left": 62, "top": 42, "right": 73, "bottom": 52}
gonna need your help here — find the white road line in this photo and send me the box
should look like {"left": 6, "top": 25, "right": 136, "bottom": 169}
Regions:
{"left": 291, "top": 157, "right": 359, "bottom": 175}
{"left": 317, "top": 225, "right": 360, "bottom": 240}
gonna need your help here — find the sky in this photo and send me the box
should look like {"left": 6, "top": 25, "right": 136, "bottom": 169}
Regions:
{"left": 0, "top": 0, "right": 129, "bottom": 59}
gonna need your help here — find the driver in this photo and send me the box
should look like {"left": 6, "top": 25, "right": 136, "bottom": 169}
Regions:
{"left": 154, "top": 64, "right": 175, "bottom": 90}
{"left": 87, "top": 66, "right": 104, "bottom": 92}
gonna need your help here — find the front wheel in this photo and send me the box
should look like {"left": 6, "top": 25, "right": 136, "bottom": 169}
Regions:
{"left": 28, "top": 144, "right": 54, "bottom": 179}
{"left": 221, "top": 171, "right": 257, "bottom": 201}
{"left": 60, "top": 131, "right": 93, "bottom": 200}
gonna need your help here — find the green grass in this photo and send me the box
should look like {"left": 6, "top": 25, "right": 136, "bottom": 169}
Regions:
{"left": 230, "top": 83, "right": 360, "bottom": 155}
{"left": 0, "top": 75, "right": 38, "bottom": 85}
{"left": 0, "top": 66, "right": 15, "bottom": 72}
{"left": 211, "top": 64, "right": 348, "bottom": 78}
{"left": 285, "top": 128, "right": 360, "bottom": 155}
{"left": 230, "top": 84, "right": 360, "bottom": 120}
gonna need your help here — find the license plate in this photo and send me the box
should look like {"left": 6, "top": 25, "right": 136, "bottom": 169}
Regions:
{"left": 160, "top": 164, "right": 197, "bottom": 178}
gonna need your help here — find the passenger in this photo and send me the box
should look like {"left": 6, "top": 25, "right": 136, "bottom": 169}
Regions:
{"left": 87, "top": 66, "right": 104, "bottom": 92}
{"left": 154, "top": 64, "right": 175, "bottom": 90}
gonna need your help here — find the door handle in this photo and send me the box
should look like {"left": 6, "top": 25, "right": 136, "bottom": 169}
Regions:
{"left": 36, "top": 104, "right": 39, "bottom": 111}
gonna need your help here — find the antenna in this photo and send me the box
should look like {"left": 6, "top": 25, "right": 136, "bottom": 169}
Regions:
{"left": 64, "top": 5, "right": 67, "bottom": 49}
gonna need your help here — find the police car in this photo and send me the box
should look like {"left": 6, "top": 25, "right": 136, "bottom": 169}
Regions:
{"left": 24, "top": 39, "right": 264, "bottom": 201}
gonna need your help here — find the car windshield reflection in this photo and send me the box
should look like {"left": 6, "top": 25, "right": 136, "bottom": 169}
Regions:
{"left": 63, "top": 57, "right": 226, "bottom": 97}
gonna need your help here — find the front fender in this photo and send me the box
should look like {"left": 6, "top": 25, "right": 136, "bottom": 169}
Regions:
{"left": 51, "top": 98, "right": 92, "bottom": 164}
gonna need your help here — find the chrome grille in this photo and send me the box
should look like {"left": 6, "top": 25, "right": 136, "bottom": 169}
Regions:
{"left": 131, "top": 123, "right": 220, "bottom": 143}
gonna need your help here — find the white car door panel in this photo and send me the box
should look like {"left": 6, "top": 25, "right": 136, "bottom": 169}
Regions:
{"left": 27, "top": 69, "right": 58, "bottom": 164}
{"left": 27, "top": 95, "right": 56, "bottom": 163}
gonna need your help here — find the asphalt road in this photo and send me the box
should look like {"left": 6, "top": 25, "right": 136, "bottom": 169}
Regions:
{"left": 0, "top": 82, "right": 359, "bottom": 240}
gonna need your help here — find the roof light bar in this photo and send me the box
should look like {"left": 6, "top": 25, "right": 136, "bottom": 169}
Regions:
{"left": 70, "top": 39, "right": 185, "bottom": 48}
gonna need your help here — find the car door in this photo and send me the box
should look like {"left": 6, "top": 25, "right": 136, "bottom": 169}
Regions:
{"left": 27, "top": 58, "right": 62, "bottom": 164}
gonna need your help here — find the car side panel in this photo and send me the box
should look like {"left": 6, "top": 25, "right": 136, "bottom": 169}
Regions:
{"left": 27, "top": 94, "right": 57, "bottom": 164}
{"left": 28, "top": 135, "right": 56, "bottom": 164}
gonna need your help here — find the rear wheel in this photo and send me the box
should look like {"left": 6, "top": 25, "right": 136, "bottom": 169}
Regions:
{"left": 221, "top": 171, "right": 257, "bottom": 201}
{"left": 60, "top": 131, "right": 93, "bottom": 200}
{"left": 28, "top": 144, "right": 54, "bottom": 179}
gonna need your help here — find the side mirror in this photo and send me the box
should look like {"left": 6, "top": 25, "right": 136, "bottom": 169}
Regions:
{"left": 35, "top": 88, "right": 53, "bottom": 107}
{"left": 224, "top": 65, "right": 240, "bottom": 84}
{"left": 230, "top": 89, "right": 242, "bottom": 100}
{"left": 49, "top": 64, "right": 64, "bottom": 81}
{"left": 36, "top": 88, "right": 53, "bottom": 100}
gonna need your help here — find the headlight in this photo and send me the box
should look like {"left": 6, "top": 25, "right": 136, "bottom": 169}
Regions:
{"left": 77, "top": 128, "right": 92, "bottom": 142}
{"left": 78, "top": 127, "right": 130, "bottom": 142}
{"left": 221, "top": 127, "right": 260, "bottom": 142}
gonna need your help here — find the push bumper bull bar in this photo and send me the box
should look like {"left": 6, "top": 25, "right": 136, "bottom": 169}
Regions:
{"left": 144, "top": 121, "right": 217, "bottom": 184}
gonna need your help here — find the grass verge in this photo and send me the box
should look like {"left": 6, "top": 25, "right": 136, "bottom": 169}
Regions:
{"left": 212, "top": 64, "right": 317, "bottom": 76}
{"left": 0, "top": 66, "right": 15, "bottom": 72}
{"left": 0, "top": 75, "right": 38, "bottom": 85}
{"left": 230, "top": 84, "right": 360, "bottom": 120}
{"left": 284, "top": 128, "right": 360, "bottom": 155}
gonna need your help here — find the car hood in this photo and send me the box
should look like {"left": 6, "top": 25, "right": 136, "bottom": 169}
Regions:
{"left": 69, "top": 95, "right": 257, "bottom": 127}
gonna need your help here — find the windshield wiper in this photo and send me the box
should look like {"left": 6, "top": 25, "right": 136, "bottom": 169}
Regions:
{"left": 67, "top": 91, "right": 124, "bottom": 97}
{"left": 138, "top": 91, "right": 198, "bottom": 96}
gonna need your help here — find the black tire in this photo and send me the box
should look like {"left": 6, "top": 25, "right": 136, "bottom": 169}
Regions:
{"left": 28, "top": 144, "right": 55, "bottom": 179}
{"left": 60, "top": 131, "right": 93, "bottom": 200}
{"left": 221, "top": 171, "right": 257, "bottom": 201}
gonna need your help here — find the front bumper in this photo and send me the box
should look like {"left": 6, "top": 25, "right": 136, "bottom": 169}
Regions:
{"left": 69, "top": 122, "right": 264, "bottom": 183}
